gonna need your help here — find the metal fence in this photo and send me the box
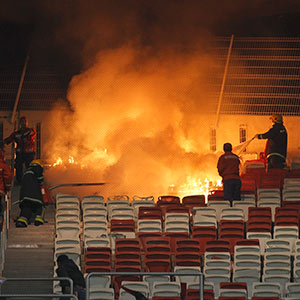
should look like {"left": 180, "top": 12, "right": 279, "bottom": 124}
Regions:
{"left": 86, "top": 271, "right": 204, "bottom": 300}
{"left": 0, "top": 193, "right": 10, "bottom": 273}
{"left": 0, "top": 277, "right": 75, "bottom": 299}
{"left": 212, "top": 37, "right": 300, "bottom": 116}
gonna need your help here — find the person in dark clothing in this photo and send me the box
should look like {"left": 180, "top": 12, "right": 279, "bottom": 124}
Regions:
{"left": 255, "top": 114, "right": 288, "bottom": 170}
{"left": 15, "top": 160, "right": 45, "bottom": 228}
{"left": 2, "top": 116, "right": 36, "bottom": 184}
{"left": 56, "top": 255, "right": 86, "bottom": 300}
{"left": 217, "top": 143, "right": 241, "bottom": 205}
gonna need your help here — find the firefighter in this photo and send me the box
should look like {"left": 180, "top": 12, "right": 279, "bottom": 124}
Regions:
{"left": 0, "top": 149, "right": 12, "bottom": 217}
{"left": 15, "top": 160, "right": 45, "bottom": 228}
{"left": 255, "top": 114, "right": 288, "bottom": 170}
{"left": 217, "top": 143, "right": 241, "bottom": 205}
{"left": 3, "top": 116, "right": 36, "bottom": 184}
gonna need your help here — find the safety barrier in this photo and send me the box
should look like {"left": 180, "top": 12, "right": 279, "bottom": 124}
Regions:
{"left": 86, "top": 271, "right": 204, "bottom": 300}
{"left": 0, "top": 193, "right": 10, "bottom": 273}
{"left": 0, "top": 277, "right": 75, "bottom": 299}
{"left": 0, "top": 294, "right": 78, "bottom": 299}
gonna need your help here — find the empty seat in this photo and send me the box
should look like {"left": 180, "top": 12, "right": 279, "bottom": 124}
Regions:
{"left": 182, "top": 195, "right": 206, "bottom": 208}
{"left": 252, "top": 282, "right": 281, "bottom": 299}
{"left": 174, "top": 266, "right": 201, "bottom": 283}
{"left": 152, "top": 282, "right": 181, "bottom": 298}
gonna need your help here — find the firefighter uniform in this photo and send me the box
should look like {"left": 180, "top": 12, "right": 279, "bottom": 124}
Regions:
{"left": 217, "top": 143, "right": 241, "bottom": 205}
{"left": 4, "top": 116, "right": 36, "bottom": 184}
{"left": 16, "top": 160, "right": 45, "bottom": 228}
{"left": 0, "top": 149, "right": 12, "bottom": 215}
{"left": 257, "top": 114, "right": 287, "bottom": 170}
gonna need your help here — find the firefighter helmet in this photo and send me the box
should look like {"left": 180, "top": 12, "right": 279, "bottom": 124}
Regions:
{"left": 30, "top": 160, "right": 43, "bottom": 168}
{"left": 270, "top": 114, "right": 283, "bottom": 123}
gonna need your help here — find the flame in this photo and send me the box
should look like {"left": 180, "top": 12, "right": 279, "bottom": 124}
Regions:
{"left": 48, "top": 148, "right": 116, "bottom": 170}
{"left": 49, "top": 156, "right": 80, "bottom": 168}
{"left": 169, "top": 176, "right": 222, "bottom": 202}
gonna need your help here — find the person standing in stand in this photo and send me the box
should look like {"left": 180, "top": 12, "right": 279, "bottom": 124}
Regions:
{"left": 2, "top": 116, "right": 36, "bottom": 184}
{"left": 217, "top": 142, "right": 241, "bottom": 206}
{"left": 255, "top": 114, "right": 288, "bottom": 170}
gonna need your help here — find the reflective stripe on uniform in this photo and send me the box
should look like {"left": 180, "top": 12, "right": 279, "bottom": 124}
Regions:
{"left": 35, "top": 216, "right": 44, "bottom": 224}
{"left": 21, "top": 197, "right": 43, "bottom": 205}
{"left": 16, "top": 216, "right": 28, "bottom": 226}
{"left": 267, "top": 153, "right": 286, "bottom": 160}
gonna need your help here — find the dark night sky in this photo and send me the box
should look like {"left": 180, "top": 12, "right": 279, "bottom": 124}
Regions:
{"left": 1, "top": 0, "right": 300, "bottom": 69}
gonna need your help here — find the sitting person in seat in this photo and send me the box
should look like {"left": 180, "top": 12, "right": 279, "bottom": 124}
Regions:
{"left": 56, "top": 254, "right": 86, "bottom": 300}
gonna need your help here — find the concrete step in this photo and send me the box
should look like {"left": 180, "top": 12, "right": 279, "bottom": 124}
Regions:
{"left": 1, "top": 192, "right": 56, "bottom": 296}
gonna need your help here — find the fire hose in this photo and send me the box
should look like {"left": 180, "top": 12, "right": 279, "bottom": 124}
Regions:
{"left": 11, "top": 182, "right": 106, "bottom": 206}
{"left": 232, "top": 136, "right": 256, "bottom": 156}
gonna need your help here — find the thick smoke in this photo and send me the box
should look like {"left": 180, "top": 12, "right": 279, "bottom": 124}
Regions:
{"left": 2, "top": 0, "right": 298, "bottom": 197}
{"left": 44, "top": 44, "right": 221, "bottom": 198}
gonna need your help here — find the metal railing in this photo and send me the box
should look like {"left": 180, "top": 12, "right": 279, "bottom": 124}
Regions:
{"left": 0, "top": 294, "right": 78, "bottom": 299}
{"left": 0, "top": 277, "right": 75, "bottom": 299}
{"left": 86, "top": 271, "right": 204, "bottom": 300}
{"left": 0, "top": 193, "right": 11, "bottom": 273}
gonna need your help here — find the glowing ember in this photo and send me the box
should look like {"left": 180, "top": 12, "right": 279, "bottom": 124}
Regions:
{"left": 170, "top": 176, "right": 222, "bottom": 201}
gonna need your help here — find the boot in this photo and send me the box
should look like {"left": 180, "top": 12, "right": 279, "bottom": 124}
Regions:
{"left": 34, "top": 220, "right": 44, "bottom": 226}
{"left": 16, "top": 220, "right": 27, "bottom": 228}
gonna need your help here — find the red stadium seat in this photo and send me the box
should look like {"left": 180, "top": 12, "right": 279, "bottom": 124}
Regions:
{"left": 192, "top": 226, "right": 217, "bottom": 242}
{"left": 205, "top": 239, "right": 230, "bottom": 253}
{"left": 274, "top": 215, "right": 299, "bottom": 227}
{"left": 218, "top": 297, "right": 247, "bottom": 300}
{"left": 144, "top": 252, "right": 171, "bottom": 272}
{"left": 138, "top": 206, "right": 162, "bottom": 220}
{"left": 259, "top": 175, "right": 281, "bottom": 189}
{"left": 207, "top": 190, "right": 224, "bottom": 201}
{"left": 164, "top": 205, "right": 190, "bottom": 214}
{"left": 220, "top": 282, "right": 247, "bottom": 291}
{"left": 241, "top": 178, "right": 257, "bottom": 193}
{"left": 248, "top": 207, "right": 272, "bottom": 218}
{"left": 235, "top": 239, "right": 260, "bottom": 247}
{"left": 175, "top": 238, "right": 201, "bottom": 248}
{"left": 182, "top": 195, "right": 206, "bottom": 208}
{"left": 152, "top": 297, "right": 181, "bottom": 300}
{"left": 157, "top": 195, "right": 181, "bottom": 206}
{"left": 110, "top": 219, "right": 135, "bottom": 232}
{"left": 165, "top": 231, "right": 190, "bottom": 238}
{"left": 251, "top": 297, "right": 280, "bottom": 300}
{"left": 115, "top": 238, "right": 141, "bottom": 247}
{"left": 174, "top": 252, "right": 202, "bottom": 267}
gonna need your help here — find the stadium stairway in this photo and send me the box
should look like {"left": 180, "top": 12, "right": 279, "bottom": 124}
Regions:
{"left": 1, "top": 185, "right": 56, "bottom": 296}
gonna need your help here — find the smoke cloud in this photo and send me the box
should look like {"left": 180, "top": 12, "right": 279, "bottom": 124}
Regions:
{"left": 2, "top": 0, "right": 298, "bottom": 197}
{"left": 44, "top": 44, "right": 221, "bottom": 198}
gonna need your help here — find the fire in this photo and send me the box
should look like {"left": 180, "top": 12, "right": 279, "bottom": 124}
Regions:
{"left": 49, "top": 156, "right": 80, "bottom": 168}
{"left": 48, "top": 148, "right": 116, "bottom": 170}
{"left": 170, "top": 176, "right": 222, "bottom": 202}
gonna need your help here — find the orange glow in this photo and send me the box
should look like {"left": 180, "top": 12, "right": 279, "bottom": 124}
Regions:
{"left": 169, "top": 176, "right": 222, "bottom": 201}
{"left": 43, "top": 45, "right": 225, "bottom": 198}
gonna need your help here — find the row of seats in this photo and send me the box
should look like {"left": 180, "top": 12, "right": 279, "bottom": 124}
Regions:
{"left": 53, "top": 170, "right": 300, "bottom": 299}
